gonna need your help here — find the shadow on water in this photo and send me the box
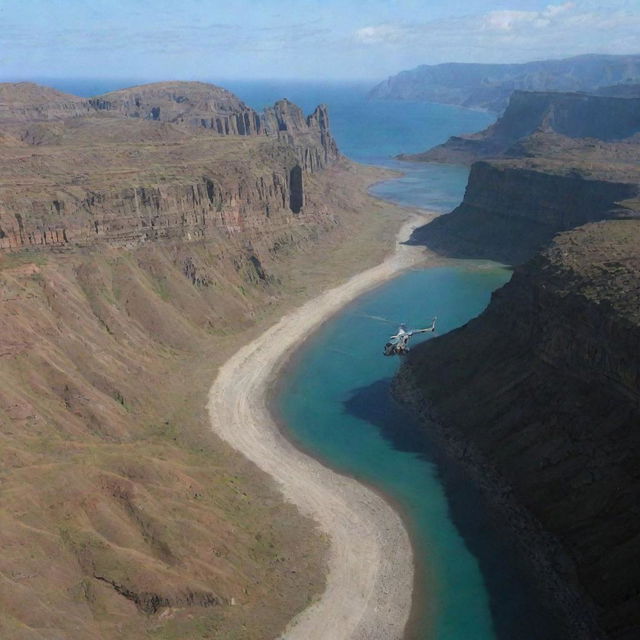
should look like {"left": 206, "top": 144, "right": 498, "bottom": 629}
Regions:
{"left": 344, "top": 378, "right": 565, "bottom": 640}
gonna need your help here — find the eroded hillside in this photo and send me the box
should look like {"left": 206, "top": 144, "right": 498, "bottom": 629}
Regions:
{"left": 0, "top": 82, "right": 407, "bottom": 640}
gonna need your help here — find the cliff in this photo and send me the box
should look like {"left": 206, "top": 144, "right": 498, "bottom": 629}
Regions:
{"left": 595, "top": 84, "right": 640, "bottom": 98}
{"left": 262, "top": 99, "right": 339, "bottom": 172}
{"left": 0, "top": 82, "right": 339, "bottom": 252}
{"left": 88, "top": 81, "right": 263, "bottom": 134}
{"left": 398, "top": 220, "right": 640, "bottom": 639}
{"left": 411, "top": 156, "right": 640, "bottom": 264}
{"left": 402, "top": 90, "right": 640, "bottom": 164}
{"left": 0, "top": 82, "right": 402, "bottom": 640}
{"left": 405, "top": 85, "right": 640, "bottom": 265}
{"left": 369, "top": 54, "right": 640, "bottom": 112}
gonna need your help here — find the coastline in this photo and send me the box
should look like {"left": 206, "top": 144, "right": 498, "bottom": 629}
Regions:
{"left": 207, "top": 212, "right": 440, "bottom": 639}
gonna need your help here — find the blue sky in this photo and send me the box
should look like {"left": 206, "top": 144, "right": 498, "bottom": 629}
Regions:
{"left": 1, "top": 0, "right": 638, "bottom": 81}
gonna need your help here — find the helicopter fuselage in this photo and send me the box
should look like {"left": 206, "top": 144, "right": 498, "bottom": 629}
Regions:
{"left": 383, "top": 320, "right": 436, "bottom": 356}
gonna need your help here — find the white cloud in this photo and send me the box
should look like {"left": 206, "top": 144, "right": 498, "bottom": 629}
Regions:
{"left": 348, "top": 2, "right": 639, "bottom": 70}
{"left": 483, "top": 2, "right": 576, "bottom": 31}
{"left": 354, "top": 24, "right": 406, "bottom": 45}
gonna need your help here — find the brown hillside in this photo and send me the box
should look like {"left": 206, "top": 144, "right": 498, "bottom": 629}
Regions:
{"left": 0, "top": 83, "right": 408, "bottom": 639}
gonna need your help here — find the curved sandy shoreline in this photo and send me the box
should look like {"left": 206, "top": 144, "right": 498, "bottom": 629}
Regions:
{"left": 207, "top": 213, "right": 434, "bottom": 639}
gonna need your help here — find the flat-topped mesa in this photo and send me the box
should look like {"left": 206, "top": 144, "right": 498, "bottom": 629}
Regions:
{"left": 404, "top": 89, "right": 640, "bottom": 164}
{"left": 89, "top": 81, "right": 263, "bottom": 135}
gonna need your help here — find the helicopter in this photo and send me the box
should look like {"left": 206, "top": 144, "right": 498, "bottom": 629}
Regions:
{"left": 383, "top": 318, "right": 437, "bottom": 356}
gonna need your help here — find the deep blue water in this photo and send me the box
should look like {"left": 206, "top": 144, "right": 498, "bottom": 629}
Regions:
{"left": 40, "top": 78, "right": 559, "bottom": 638}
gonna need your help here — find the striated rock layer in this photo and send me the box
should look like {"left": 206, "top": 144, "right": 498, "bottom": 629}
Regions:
{"left": 0, "top": 81, "right": 407, "bottom": 640}
{"left": 406, "top": 87, "right": 640, "bottom": 264}
{"left": 0, "top": 82, "right": 339, "bottom": 252}
{"left": 398, "top": 220, "right": 640, "bottom": 639}
{"left": 411, "top": 157, "right": 640, "bottom": 264}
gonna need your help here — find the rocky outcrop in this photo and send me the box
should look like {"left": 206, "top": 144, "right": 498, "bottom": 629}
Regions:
{"left": 89, "top": 81, "right": 263, "bottom": 135}
{"left": 402, "top": 90, "right": 640, "bottom": 164}
{"left": 262, "top": 100, "right": 339, "bottom": 171}
{"left": 369, "top": 54, "right": 640, "bottom": 112}
{"left": 0, "top": 82, "right": 340, "bottom": 169}
{"left": 398, "top": 220, "right": 640, "bottom": 639}
{"left": 410, "top": 158, "right": 640, "bottom": 264}
{"left": 0, "top": 83, "right": 341, "bottom": 252}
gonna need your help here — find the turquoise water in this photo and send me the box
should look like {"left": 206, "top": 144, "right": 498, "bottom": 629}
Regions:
{"left": 276, "top": 262, "right": 564, "bottom": 640}
{"left": 277, "top": 266, "right": 511, "bottom": 639}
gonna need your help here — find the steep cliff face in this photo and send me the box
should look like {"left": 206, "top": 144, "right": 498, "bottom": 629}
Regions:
{"left": 403, "top": 90, "right": 640, "bottom": 164}
{"left": 595, "top": 84, "right": 640, "bottom": 98}
{"left": 398, "top": 220, "right": 640, "bottom": 639}
{"left": 0, "top": 81, "right": 340, "bottom": 166}
{"left": 0, "top": 82, "right": 340, "bottom": 252}
{"left": 410, "top": 158, "right": 640, "bottom": 264}
{"left": 369, "top": 54, "right": 640, "bottom": 112}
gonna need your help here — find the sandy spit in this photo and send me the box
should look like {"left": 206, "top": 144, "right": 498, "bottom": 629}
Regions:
{"left": 208, "top": 213, "right": 436, "bottom": 639}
